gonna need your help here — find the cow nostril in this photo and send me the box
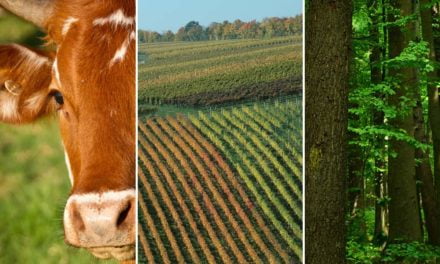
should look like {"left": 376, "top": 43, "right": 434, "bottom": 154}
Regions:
{"left": 116, "top": 201, "right": 131, "bottom": 227}
{"left": 71, "top": 203, "right": 85, "bottom": 231}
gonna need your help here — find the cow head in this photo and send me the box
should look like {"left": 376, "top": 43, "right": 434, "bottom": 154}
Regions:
{"left": 0, "top": 0, "right": 135, "bottom": 261}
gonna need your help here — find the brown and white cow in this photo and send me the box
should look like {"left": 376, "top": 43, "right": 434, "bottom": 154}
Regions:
{"left": 0, "top": 0, "right": 135, "bottom": 261}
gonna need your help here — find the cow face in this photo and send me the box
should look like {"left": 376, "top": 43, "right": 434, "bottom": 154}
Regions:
{"left": 0, "top": 0, "right": 135, "bottom": 261}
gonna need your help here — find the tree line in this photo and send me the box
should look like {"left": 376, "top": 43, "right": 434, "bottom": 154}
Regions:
{"left": 307, "top": 0, "right": 440, "bottom": 263}
{"left": 139, "top": 15, "right": 302, "bottom": 43}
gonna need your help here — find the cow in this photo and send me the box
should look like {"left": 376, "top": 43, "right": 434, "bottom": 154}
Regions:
{"left": 0, "top": 0, "right": 135, "bottom": 261}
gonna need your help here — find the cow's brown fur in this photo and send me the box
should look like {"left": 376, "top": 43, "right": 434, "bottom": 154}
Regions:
{"left": 0, "top": 46, "right": 55, "bottom": 122}
{"left": 46, "top": 0, "right": 136, "bottom": 194}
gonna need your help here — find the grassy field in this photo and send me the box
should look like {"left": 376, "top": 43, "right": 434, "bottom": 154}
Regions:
{"left": 0, "top": 13, "right": 114, "bottom": 263}
{"left": 138, "top": 36, "right": 302, "bottom": 106}
{"left": 138, "top": 98, "right": 302, "bottom": 263}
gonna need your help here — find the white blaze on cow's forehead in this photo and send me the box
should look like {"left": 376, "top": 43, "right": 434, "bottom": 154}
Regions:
{"left": 62, "top": 17, "right": 79, "bottom": 36}
{"left": 93, "top": 9, "right": 134, "bottom": 27}
{"left": 64, "top": 149, "right": 74, "bottom": 185}
{"left": 12, "top": 44, "right": 49, "bottom": 68}
{"left": 52, "top": 58, "right": 61, "bottom": 87}
{"left": 109, "top": 31, "right": 135, "bottom": 67}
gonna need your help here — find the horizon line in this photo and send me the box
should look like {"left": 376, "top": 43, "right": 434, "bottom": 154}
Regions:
{"left": 139, "top": 13, "right": 303, "bottom": 33}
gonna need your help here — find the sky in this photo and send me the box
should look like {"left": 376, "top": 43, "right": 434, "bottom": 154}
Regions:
{"left": 138, "top": 0, "right": 302, "bottom": 32}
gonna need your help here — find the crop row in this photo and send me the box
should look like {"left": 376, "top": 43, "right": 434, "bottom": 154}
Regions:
{"left": 139, "top": 36, "right": 301, "bottom": 107}
{"left": 139, "top": 44, "right": 300, "bottom": 81}
{"left": 141, "top": 36, "right": 299, "bottom": 59}
{"left": 138, "top": 99, "right": 302, "bottom": 263}
{"left": 139, "top": 59, "right": 300, "bottom": 102}
{"left": 142, "top": 52, "right": 299, "bottom": 88}
{"left": 141, "top": 39, "right": 297, "bottom": 68}
{"left": 142, "top": 36, "right": 302, "bottom": 54}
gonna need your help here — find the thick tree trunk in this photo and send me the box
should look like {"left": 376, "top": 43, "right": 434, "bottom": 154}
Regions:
{"left": 419, "top": 0, "right": 440, "bottom": 245}
{"left": 305, "top": 1, "right": 352, "bottom": 263}
{"left": 415, "top": 98, "right": 440, "bottom": 245}
{"left": 387, "top": 0, "right": 422, "bottom": 242}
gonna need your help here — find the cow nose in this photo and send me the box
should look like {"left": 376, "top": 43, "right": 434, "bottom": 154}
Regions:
{"left": 64, "top": 190, "right": 135, "bottom": 249}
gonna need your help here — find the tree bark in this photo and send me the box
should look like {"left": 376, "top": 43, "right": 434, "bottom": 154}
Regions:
{"left": 415, "top": 98, "right": 440, "bottom": 245}
{"left": 387, "top": 0, "right": 422, "bottom": 242}
{"left": 419, "top": 0, "right": 440, "bottom": 245}
{"left": 305, "top": 1, "right": 352, "bottom": 263}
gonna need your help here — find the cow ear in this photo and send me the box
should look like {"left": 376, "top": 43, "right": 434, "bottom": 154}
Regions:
{"left": 0, "top": 44, "right": 56, "bottom": 124}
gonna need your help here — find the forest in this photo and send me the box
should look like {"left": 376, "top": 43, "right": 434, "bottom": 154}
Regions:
{"left": 138, "top": 15, "right": 302, "bottom": 43}
{"left": 307, "top": 0, "right": 440, "bottom": 263}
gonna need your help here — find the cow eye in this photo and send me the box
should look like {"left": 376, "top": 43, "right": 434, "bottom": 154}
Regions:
{"left": 53, "top": 91, "right": 64, "bottom": 106}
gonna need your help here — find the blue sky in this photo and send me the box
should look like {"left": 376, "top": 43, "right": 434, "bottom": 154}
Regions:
{"left": 138, "top": 0, "right": 302, "bottom": 32}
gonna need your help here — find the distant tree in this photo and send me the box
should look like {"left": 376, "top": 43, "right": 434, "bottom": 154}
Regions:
{"left": 222, "top": 22, "right": 236, "bottom": 39}
{"left": 138, "top": 15, "right": 302, "bottom": 43}
{"left": 175, "top": 27, "right": 186, "bottom": 41}
{"left": 162, "top": 30, "right": 175, "bottom": 42}
{"left": 209, "top": 22, "right": 224, "bottom": 40}
{"left": 138, "top": 30, "right": 146, "bottom": 43}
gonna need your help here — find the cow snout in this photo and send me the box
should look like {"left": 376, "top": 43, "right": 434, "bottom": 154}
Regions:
{"left": 63, "top": 190, "right": 135, "bottom": 260}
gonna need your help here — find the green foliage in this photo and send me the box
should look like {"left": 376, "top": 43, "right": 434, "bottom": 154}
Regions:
{"left": 347, "top": 209, "right": 440, "bottom": 263}
{"left": 385, "top": 41, "right": 432, "bottom": 71}
{"left": 382, "top": 242, "right": 440, "bottom": 262}
{"left": 346, "top": 0, "right": 440, "bottom": 263}
{"left": 347, "top": 241, "right": 440, "bottom": 263}
{"left": 347, "top": 241, "right": 381, "bottom": 264}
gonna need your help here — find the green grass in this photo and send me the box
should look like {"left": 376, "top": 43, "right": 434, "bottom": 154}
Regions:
{"left": 0, "top": 13, "right": 45, "bottom": 45}
{"left": 0, "top": 13, "right": 115, "bottom": 263}
{"left": 0, "top": 120, "right": 104, "bottom": 263}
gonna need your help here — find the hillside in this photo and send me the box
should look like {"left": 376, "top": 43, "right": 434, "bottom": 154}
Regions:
{"left": 138, "top": 99, "right": 302, "bottom": 263}
{"left": 138, "top": 36, "right": 302, "bottom": 106}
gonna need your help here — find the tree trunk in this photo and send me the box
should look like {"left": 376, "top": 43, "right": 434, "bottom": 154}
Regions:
{"left": 387, "top": 0, "right": 422, "bottom": 242}
{"left": 347, "top": 133, "right": 364, "bottom": 216}
{"left": 420, "top": 0, "right": 440, "bottom": 245}
{"left": 368, "top": 0, "right": 389, "bottom": 245}
{"left": 305, "top": 1, "right": 352, "bottom": 263}
{"left": 415, "top": 98, "right": 440, "bottom": 245}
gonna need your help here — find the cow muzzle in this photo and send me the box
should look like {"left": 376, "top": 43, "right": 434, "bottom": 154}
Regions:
{"left": 63, "top": 189, "right": 135, "bottom": 261}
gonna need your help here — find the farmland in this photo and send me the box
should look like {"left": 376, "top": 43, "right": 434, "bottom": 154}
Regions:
{"left": 138, "top": 36, "right": 302, "bottom": 106}
{"left": 138, "top": 99, "right": 302, "bottom": 263}
{"left": 138, "top": 31, "right": 303, "bottom": 263}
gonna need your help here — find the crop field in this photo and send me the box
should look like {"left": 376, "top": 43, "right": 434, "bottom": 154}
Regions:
{"left": 138, "top": 36, "right": 302, "bottom": 106}
{"left": 138, "top": 99, "right": 302, "bottom": 263}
